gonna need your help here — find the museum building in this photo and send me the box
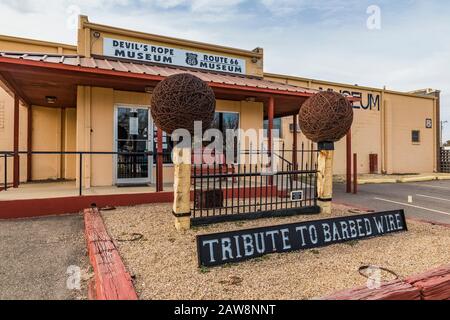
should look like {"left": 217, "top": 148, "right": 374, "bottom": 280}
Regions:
{"left": 0, "top": 16, "right": 441, "bottom": 194}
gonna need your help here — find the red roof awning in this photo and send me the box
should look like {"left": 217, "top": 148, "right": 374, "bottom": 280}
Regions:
{"left": 0, "top": 52, "right": 322, "bottom": 117}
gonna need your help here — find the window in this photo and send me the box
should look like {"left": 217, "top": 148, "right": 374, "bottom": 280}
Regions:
{"left": 263, "top": 118, "right": 282, "bottom": 138}
{"left": 412, "top": 130, "right": 421, "bottom": 143}
{"left": 153, "top": 130, "right": 173, "bottom": 164}
{"left": 155, "top": 112, "right": 240, "bottom": 164}
{"left": 209, "top": 112, "right": 240, "bottom": 162}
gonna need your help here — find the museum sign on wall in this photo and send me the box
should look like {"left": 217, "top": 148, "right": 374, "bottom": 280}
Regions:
{"left": 104, "top": 38, "right": 247, "bottom": 75}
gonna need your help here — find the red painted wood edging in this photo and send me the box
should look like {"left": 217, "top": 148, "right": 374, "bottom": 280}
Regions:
{"left": 0, "top": 192, "right": 174, "bottom": 219}
{"left": 84, "top": 207, "right": 138, "bottom": 300}
{"left": 324, "top": 264, "right": 450, "bottom": 300}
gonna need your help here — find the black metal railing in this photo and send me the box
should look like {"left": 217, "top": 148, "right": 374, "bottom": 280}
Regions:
{"left": 441, "top": 148, "right": 450, "bottom": 173}
{"left": 191, "top": 145, "right": 320, "bottom": 226}
{"left": 0, "top": 150, "right": 171, "bottom": 196}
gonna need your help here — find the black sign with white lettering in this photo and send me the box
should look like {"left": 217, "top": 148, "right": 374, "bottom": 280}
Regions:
{"left": 197, "top": 210, "right": 407, "bottom": 267}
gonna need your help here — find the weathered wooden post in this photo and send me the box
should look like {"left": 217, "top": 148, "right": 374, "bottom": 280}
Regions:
{"left": 172, "top": 146, "right": 192, "bottom": 231}
{"left": 298, "top": 91, "right": 354, "bottom": 214}
{"left": 317, "top": 142, "right": 335, "bottom": 214}
{"left": 150, "top": 73, "right": 216, "bottom": 231}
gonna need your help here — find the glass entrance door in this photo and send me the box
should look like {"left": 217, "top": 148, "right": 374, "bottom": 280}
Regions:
{"left": 115, "top": 106, "right": 153, "bottom": 185}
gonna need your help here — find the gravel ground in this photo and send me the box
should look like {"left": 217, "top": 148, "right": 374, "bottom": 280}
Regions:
{"left": 102, "top": 204, "right": 450, "bottom": 300}
{"left": 0, "top": 214, "right": 91, "bottom": 300}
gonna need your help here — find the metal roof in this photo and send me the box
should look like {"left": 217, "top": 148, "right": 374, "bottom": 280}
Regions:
{"left": 0, "top": 52, "right": 317, "bottom": 96}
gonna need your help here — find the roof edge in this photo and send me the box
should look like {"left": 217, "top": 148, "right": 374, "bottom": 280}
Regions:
{"left": 0, "top": 34, "right": 76, "bottom": 51}
{"left": 81, "top": 19, "right": 263, "bottom": 59}
{"left": 264, "top": 72, "right": 438, "bottom": 100}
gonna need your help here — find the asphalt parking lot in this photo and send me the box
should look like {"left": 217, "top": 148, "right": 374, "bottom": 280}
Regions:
{"left": 335, "top": 180, "right": 450, "bottom": 225}
{"left": 0, "top": 214, "right": 89, "bottom": 300}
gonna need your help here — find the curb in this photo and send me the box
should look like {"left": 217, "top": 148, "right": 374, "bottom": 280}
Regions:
{"left": 340, "top": 174, "right": 450, "bottom": 185}
{"left": 324, "top": 264, "right": 450, "bottom": 300}
{"left": 84, "top": 207, "right": 138, "bottom": 300}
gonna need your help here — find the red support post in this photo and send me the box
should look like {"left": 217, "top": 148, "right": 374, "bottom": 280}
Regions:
{"left": 353, "top": 153, "right": 358, "bottom": 194}
{"left": 268, "top": 97, "right": 275, "bottom": 185}
{"left": 346, "top": 130, "right": 352, "bottom": 193}
{"left": 292, "top": 114, "right": 298, "bottom": 170}
{"left": 27, "top": 105, "right": 32, "bottom": 182}
{"left": 156, "top": 128, "right": 164, "bottom": 192}
{"left": 13, "top": 95, "right": 20, "bottom": 188}
{"left": 268, "top": 97, "right": 275, "bottom": 155}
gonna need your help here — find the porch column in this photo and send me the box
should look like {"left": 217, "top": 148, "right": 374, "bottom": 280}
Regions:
{"left": 268, "top": 97, "right": 275, "bottom": 154}
{"left": 156, "top": 128, "right": 164, "bottom": 192}
{"left": 292, "top": 114, "right": 298, "bottom": 169}
{"left": 27, "top": 105, "right": 32, "bottom": 182}
{"left": 13, "top": 94, "right": 20, "bottom": 188}
{"left": 268, "top": 97, "right": 275, "bottom": 185}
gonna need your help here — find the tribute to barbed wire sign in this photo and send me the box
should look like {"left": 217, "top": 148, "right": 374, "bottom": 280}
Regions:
{"left": 151, "top": 73, "right": 216, "bottom": 135}
{"left": 299, "top": 91, "right": 353, "bottom": 143}
{"left": 197, "top": 210, "right": 407, "bottom": 267}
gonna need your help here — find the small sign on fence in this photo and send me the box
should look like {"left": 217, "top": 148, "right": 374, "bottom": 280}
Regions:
{"left": 197, "top": 210, "right": 407, "bottom": 267}
{"left": 290, "top": 190, "right": 304, "bottom": 202}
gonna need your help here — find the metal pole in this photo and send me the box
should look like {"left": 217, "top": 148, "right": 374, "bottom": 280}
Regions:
{"left": 79, "top": 153, "right": 83, "bottom": 196}
{"left": 353, "top": 153, "right": 358, "bottom": 195}
{"left": 346, "top": 130, "right": 352, "bottom": 193}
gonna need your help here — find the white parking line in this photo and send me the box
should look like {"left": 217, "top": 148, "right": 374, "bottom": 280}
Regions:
{"left": 374, "top": 197, "right": 450, "bottom": 216}
{"left": 416, "top": 194, "right": 450, "bottom": 202}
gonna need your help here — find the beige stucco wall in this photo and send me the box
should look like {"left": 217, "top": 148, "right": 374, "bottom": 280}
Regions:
{"left": 384, "top": 93, "right": 436, "bottom": 174}
{"left": 0, "top": 35, "right": 76, "bottom": 54}
{"left": 64, "top": 108, "right": 77, "bottom": 180}
{"left": 31, "top": 106, "right": 62, "bottom": 181}
{"left": 266, "top": 75, "right": 437, "bottom": 175}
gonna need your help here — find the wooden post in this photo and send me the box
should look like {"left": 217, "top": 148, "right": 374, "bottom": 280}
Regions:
{"left": 27, "top": 104, "right": 32, "bottom": 182}
{"left": 353, "top": 153, "right": 358, "bottom": 194}
{"left": 173, "top": 146, "right": 191, "bottom": 231}
{"left": 156, "top": 128, "right": 164, "bottom": 192}
{"left": 346, "top": 130, "right": 352, "bottom": 193}
{"left": 13, "top": 94, "right": 20, "bottom": 188}
{"left": 317, "top": 142, "right": 334, "bottom": 214}
{"left": 292, "top": 114, "right": 298, "bottom": 170}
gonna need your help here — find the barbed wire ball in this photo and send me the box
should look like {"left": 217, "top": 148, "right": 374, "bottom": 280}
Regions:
{"left": 151, "top": 73, "right": 216, "bottom": 135}
{"left": 299, "top": 91, "right": 354, "bottom": 143}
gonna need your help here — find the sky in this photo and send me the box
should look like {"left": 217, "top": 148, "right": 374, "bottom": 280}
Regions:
{"left": 0, "top": 0, "right": 449, "bottom": 141}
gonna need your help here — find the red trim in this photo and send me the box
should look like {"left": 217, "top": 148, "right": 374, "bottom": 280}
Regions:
{"left": 0, "top": 57, "right": 315, "bottom": 98}
{"left": 84, "top": 207, "right": 138, "bottom": 300}
{"left": 0, "top": 192, "right": 174, "bottom": 219}
{"left": 13, "top": 95, "right": 19, "bottom": 188}
{"left": 346, "top": 130, "right": 352, "bottom": 193}
{"left": 156, "top": 128, "right": 164, "bottom": 192}
{"left": 292, "top": 114, "right": 298, "bottom": 169}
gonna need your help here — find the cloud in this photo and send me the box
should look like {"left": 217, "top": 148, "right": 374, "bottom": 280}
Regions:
{"left": 0, "top": 0, "right": 448, "bottom": 140}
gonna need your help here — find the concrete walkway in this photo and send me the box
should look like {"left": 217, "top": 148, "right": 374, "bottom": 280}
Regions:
{"left": 0, "top": 214, "right": 90, "bottom": 300}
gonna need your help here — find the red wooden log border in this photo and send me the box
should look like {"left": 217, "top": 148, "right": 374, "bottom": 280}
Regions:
{"left": 84, "top": 207, "right": 138, "bottom": 300}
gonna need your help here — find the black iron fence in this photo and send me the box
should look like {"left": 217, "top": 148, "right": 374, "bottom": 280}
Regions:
{"left": 191, "top": 145, "right": 320, "bottom": 226}
{"left": 0, "top": 150, "right": 169, "bottom": 195}
{"left": 441, "top": 148, "right": 450, "bottom": 173}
